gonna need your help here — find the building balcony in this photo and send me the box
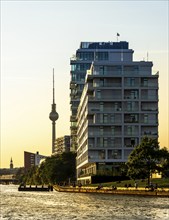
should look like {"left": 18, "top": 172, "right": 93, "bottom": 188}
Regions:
{"left": 124, "top": 84, "right": 140, "bottom": 88}
{"left": 141, "top": 108, "right": 158, "bottom": 112}
{"left": 95, "top": 143, "right": 122, "bottom": 148}
{"left": 124, "top": 96, "right": 139, "bottom": 100}
{"left": 70, "top": 83, "right": 77, "bottom": 89}
{"left": 123, "top": 70, "right": 139, "bottom": 75}
{"left": 88, "top": 132, "right": 122, "bottom": 137}
{"left": 140, "top": 120, "right": 158, "bottom": 125}
{"left": 70, "top": 115, "right": 77, "bottom": 122}
{"left": 141, "top": 83, "right": 158, "bottom": 88}
{"left": 124, "top": 132, "right": 139, "bottom": 136}
{"left": 141, "top": 96, "right": 158, "bottom": 100}
{"left": 123, "top": 108, "right": 139, "bottom": 112}
{"left": 92, "top": 70, "right": 122, "bottom": 76}
{"left": 142, "top": 131, "right": 158, "bottom": 136}
{"left": 124, "top": 120, "right": 139, "bottom": 123}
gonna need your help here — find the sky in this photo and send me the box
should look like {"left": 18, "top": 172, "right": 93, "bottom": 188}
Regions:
{"left": 0, "top": 0, "right": 168, "bottom": 168}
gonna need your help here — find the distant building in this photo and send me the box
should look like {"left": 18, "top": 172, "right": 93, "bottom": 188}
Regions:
{"left": 75, "top": 41, "right": 159, "bottom": 184}
{"left": 10, "top": 158, "right": 13, "bottom": 169}
{"left": 0, "top": 168, "right": 19, "bottom": 175}
{"left": 54, "top": 136, "right": 70, "bottom": 155}
{"left": 0, "top": 158, "right": 19, "bottom": 175}
{"left": 24, "top": 151, "right": 47, "bottom": 171}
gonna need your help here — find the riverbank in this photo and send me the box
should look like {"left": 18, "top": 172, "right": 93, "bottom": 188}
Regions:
{"left": 90, "top": 178, "right": 169, "bottom": 188}
{"left": 53, "top": 185, "right": 169, "bottom": 197}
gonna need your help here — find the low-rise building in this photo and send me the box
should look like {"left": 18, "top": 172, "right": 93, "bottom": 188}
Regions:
{"left": 54, "top": 136, "right": 70, "bottom": 155}
{"left": 24, "top": 151, "right": 47, "bottom": 171}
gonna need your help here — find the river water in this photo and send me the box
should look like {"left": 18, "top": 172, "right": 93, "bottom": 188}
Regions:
{"left": 0, "top": 185, "right": 169, "bottom": 220}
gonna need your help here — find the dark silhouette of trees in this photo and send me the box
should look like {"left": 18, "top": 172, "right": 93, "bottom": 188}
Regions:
{"left": 22, "top": 152, "right": 76, "bottom": 185}
{"left": 126, "top": 137, "right": 169, "bottom": 185}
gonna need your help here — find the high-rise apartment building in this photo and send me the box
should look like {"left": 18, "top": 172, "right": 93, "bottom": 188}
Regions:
{"left": 70, "top": 42, "right": 129, "bottom": 151}
{"left": 75, "top": 41, "right": 159, "bottom": 184}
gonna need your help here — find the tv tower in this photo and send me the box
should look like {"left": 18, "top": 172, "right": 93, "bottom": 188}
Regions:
{"left": 49, "top": 68, "right": 59, "bottom": 154}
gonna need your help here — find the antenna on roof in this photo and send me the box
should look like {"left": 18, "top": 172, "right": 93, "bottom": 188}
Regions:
{"left": 117, "top": 33, "right": 120, "bottom": 42}
{"left": 147, "top": 52, "right": 149, "bottom": 61}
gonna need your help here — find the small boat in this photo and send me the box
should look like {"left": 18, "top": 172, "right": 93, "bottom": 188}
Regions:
{"left": 18, "top": 185, "right": 53, "bottom": 192}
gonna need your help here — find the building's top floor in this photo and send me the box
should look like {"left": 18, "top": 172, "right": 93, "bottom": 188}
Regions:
{"left": 56, "top": 135, "right": 70, "bottom": 140}
{"left": 80, "top": 41, "right": 129, "bottom": 49}
{"left": 70, "top": 41, "right": 135, "bottom": 63}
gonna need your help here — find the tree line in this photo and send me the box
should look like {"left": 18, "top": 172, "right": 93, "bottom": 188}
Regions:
{"left": 17, "top": 152, "right": 76, "bottom": 185}
{"left": 17, "top": 137, "right": 169, "bottom": 185}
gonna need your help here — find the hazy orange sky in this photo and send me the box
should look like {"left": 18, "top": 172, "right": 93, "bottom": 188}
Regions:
{"left": 1, "top": 1, "right": 168, "bottom": 168}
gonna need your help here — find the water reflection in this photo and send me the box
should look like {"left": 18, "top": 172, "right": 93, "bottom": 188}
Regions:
{"left": 0, "top": 185, "right": 169, "bottom": 220}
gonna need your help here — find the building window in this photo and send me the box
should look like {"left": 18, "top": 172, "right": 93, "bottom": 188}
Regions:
{"left": 111, "top": 114, "right": 115, "bottom": 123}
{"left": 130, "top": 78, "right": 135, "bottom": 86}
{"left": 111, "top": 138, "right": 115, "bottom": 147}
{"left": 100, "top": 79, "right": 104, "bottom": 87}
{"left": 127, "top": 126, "right": 132, "bottom": 135}
{"left": 100, "top": 103, "right": 104, "bottom": 111}
{"left": 103, "top": 114, "right": 108, "bottom": 123}
{"left": 99, "top": 150, "right": 105, "bottom": 159}
{"left": 100, "top": 114, "right": 103, "bottom": 123}
{"left": 71, "top": 73, "right": 76, "bottom": 81}
{"left": 93, "top": 79, "right": 99, "bottom": 87}
{"left": 100, "top": 127, "right": 104, "bottom": 136}
{"left": 127, "top": 102, "right": 132, "bottom": 111}
{"left": 143, "top": 78, "right": 148, "bottom": 86}
{"left": 95, "top": 52, "right": 108, "bottom": 61}
{"left": 97, "top": 90, "right": 101, "bottom": 99}
{"left": 100, "top": 137, "right": 103, "bottom": 147}
{"left": 103, "top": 138, "right": 108, "bottom": 147}
{"left": 108, "top": 150, "right": 122, "bottom": 159}
{"left": 99, "top": 66, "right": 104, "bottom": 75}
{"left": 144, "top": 114, "right": 148, "bottom": 123}
{"left": 131, "top": 90, "right": 138, "bottom": 99}
{"left": 71, "top": 64, "right": 76, "bottom": 71}
{"left": 127, "top": 78, "right": 135, "bottom": 86}
{"left": 111, "top": 126, "right": 115, "bottom": 135}
{"left": 79, "top": 52, "right": 94, "bottom": 60}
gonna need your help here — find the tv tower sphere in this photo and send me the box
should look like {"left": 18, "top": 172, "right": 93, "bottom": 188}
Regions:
{"left": 49, "top": 109, "right": 59, "bottom": 121}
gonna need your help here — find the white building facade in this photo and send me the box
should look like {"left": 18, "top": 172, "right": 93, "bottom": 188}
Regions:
{"left": 76, "top": 43, "right": 159, "bottom": 184}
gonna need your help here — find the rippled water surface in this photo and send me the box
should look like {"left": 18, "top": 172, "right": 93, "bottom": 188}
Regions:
{"left": 0, "top": 185, "right": 169, "bottom": 220}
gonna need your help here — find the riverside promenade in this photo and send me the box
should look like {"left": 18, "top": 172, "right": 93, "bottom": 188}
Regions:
{"left": 54, "top": 185, "right": 169, "bottom": 197}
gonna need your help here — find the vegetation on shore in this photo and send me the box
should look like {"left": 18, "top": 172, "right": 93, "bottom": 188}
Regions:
{"left": 126, "top": 137, "right": 169, "bottom": 184}
{"left": 19, "top": 152, "right": 76, "bottom": 185}
{"left": 18, "top": 138, "right": 169, "bottom": 188}
{"left": 89, "top": 178, "right": 169, "bottom": 188}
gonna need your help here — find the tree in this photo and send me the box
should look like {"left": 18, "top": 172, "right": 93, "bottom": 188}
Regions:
{"left": 22, "top": 152, "right": 76, "bottom": 185}
{"left": 126, "top": 137, "right": 169, "bottom": 185}
{"left": 15, "top": 167, "right": 25, "bottom": 183}
{"left": 158, "top": 147, "right": 169, "bottom": 177}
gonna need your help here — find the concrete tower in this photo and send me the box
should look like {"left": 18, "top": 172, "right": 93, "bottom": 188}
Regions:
{"left": 49, "top": 68, "right": 59, "bottom": 154}
{"left": 10, "top": 157, "right": 13, "bottom": 169}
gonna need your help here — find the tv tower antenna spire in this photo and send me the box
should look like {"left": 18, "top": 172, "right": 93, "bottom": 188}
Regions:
{"left": 53, "top": 68, "right": 55, "bottom": 104}
{"left": 49, "top": 68, "right": 59, "bottom": 154}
